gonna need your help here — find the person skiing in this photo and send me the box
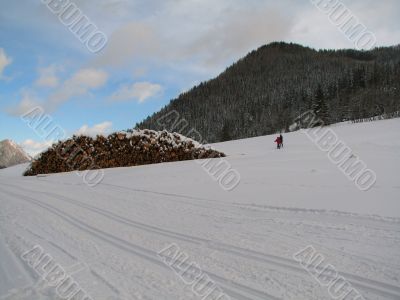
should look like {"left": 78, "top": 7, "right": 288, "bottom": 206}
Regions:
{"left": 275, "top": 136, "right": 282, "bottom": 149}
{"left": 279, "top": 134, "right": 283, "bottom": 148}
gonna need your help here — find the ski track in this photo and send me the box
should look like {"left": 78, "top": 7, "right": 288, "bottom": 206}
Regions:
{"left": 0, "top": 186, "right": 282, "bottom": 300}
{"left": 1, "top": 119, "right": 400, "bottom": 300}
{"left": 1, "top": 182, "right": 400, "bottom": 299}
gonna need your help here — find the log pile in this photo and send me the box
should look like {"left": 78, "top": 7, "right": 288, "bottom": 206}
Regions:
{"left": 24, "top": 130, "right": 225, "bottom": 176}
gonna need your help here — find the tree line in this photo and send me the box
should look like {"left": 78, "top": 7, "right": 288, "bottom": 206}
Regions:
{"left": 137, "top": 42, "right": 400, "bottom": 142}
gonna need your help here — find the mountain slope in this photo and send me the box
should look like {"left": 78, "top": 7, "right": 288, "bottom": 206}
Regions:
{"left": 137, "top": 42, "right": 400, "bottom": 142}
{"left": 0, "top": 140, "right": 31, "bottom": 168}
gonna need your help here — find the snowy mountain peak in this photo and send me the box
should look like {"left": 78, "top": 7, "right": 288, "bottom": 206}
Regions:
{"left": 0, "top": 139, "right": 31, "bottom": 168}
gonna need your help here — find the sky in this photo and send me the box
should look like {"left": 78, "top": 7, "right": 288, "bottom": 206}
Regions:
{"left": 0, "top": 0, "right": 399, "bottom": 156}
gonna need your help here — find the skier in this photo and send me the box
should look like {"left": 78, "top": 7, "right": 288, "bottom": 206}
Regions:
{"left": 280, "top": 134, "right": 283, "bottom": 148}
{"left": 275, "top": 136, "right": 282, "bottom": 149}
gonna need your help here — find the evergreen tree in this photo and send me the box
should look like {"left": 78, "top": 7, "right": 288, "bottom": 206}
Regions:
{"left": 220, "top": 123, "right": 232, "bottom": 142}
{"left": 313, "top": 85, "right": 330, "bottom": 125}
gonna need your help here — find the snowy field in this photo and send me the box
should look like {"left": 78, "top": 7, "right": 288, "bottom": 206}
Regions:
{"left": 0, "top": 119, "right": 399, "bottom": 300}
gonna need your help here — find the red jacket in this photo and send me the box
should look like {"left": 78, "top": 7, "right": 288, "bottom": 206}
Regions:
{"left": 275, "top": 137, "right": 282, "bottom": 144}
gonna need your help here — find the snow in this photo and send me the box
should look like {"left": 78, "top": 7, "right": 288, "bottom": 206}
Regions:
{"left": 120, "top": 129, "right": 203, "bottom": 148}
{"left": 0, "top": 119, "right": 399, "bottom": 300}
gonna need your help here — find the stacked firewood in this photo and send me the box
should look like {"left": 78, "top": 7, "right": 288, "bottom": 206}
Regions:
{"left": 24, "top": 130, "right": 225, "bottom": 176}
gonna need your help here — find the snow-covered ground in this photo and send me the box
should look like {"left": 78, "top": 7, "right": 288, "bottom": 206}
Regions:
{"left": 0, "top": 119, "right": 399, "bottom": 300}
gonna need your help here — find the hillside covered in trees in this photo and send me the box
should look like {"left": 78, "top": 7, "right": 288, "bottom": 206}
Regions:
{"left": 137, "top": 42, "right": 400, "bottom": 142}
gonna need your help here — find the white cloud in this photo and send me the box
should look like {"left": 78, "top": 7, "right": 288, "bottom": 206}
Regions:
{"left": 46, "top": 68, "right": 108, "bottom": 110}
{"left": 35, "top": 65, "right": 60, "bottom": 88}
{"left": 93, "top": 22, "right": 159, "bottom": 67}
{"left": 8, "top": 68, "right": 108, "bottom": 115}
{"left": 181, "top": 5, "right": 294, "bottom": 67}
{"left": 0, "top": 48, "right": 12, "bottom": 79}
{"left": 6, "top": 90, "right": 40, "bottom": 116}
{"left": 133, "top": 67, "right": 148, "bottom": 78}
{"left": 110, "top": 82, "right": 163, "bottom": 103}
{"left": 84, "top": 0, "right": 400, "bottom": 83}
{"left": 92, "top": 1, "right": 294, "bottom": 75}
{"left": 67, "top": 68, "right": 109, "bottom": 89}
{"left": 21, "top": 139, "right": 53, "bottom": 157}
{"left": 75, "top": 121, "right": 113, "bottom": 137}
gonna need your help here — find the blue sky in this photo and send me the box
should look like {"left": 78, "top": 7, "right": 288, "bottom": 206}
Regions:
{"left": 0, "top": 0, "right": 399, "bottom": 155}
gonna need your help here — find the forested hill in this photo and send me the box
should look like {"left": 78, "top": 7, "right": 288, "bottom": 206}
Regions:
{"left": 136, "top": 42, "right": 400, "bottom": 143}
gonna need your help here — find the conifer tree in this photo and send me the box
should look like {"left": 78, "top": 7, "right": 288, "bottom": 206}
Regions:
{"left": 313, "top": 85, "right": 330, "bottom": 126}
{"left": 220, "top": 123, "right": 232, "bottom": 142}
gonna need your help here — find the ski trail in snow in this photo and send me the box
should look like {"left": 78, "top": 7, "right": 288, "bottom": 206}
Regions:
{"left": 1, "top": 119, "right": 399, "bottom": 300}
{"left": 0, "top": 187, "right": 281, "bottom": 300}
{"left": 11, "top": 184, "right": 400, "bottom": 293}
{"left": 0, "top": 237, "right": 33, "bottom": 298}
{"left": 1, "top": 182, "right": 400, "bottom": 299}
